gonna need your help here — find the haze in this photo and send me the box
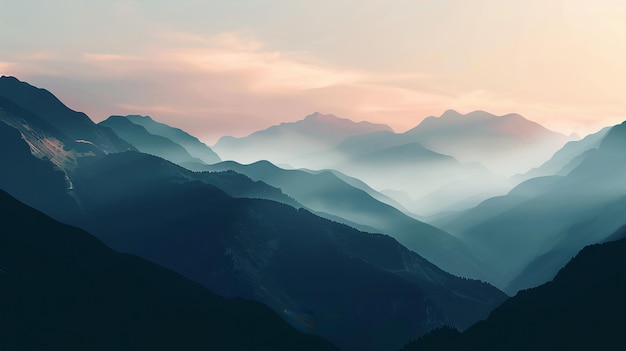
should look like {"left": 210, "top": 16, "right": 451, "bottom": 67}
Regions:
{"left": 1, "top": 0, "right": 625, "bottom": 143}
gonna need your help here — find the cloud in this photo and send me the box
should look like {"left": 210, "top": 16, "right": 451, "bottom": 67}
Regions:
{"left": 5, "top": 30, "right": 624, "bottom": 143}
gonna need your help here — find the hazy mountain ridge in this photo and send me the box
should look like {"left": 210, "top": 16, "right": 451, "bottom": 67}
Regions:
{"left": 0, "top": 189, "right": 338, "bottom": 351}
{"left": 405, "top": 110, "right": 571, "bottom": 175}
{"left": 125, "top": 114, "right": 221, "bottom": 164}
{"left": 2, "top": 76, "right": 623, "bottom": 350}
{"left": 0, "top": 78, "right": 506, "bottom": 351}
{"left": 436, "top": 121, "right": 626, "bottom": 292}
{"left": 100, "top": 115, "right": 207, "bottom": 168}
{"left": 200, "top": 160, "right": 488, "bottom": 280}
{"left": 213, "top": 112, "right": 393, "bottom": 166}
{"left": 320, "top": 109, "right": 569, "bottom": 215}
{"left": 0, "top": 78, "right": 300, "bottom": 212}
{"left": 235, "top": 109, "right": 565, "bottom": 216}
{"left": 331, "top": 138, "right": 510, "bottom": 216}
{"left": 68, "top": 168, "right": 505, "bottom": 351}
{"left": 401, "top": 226, "right": 626, "bottom": 351}
{"left": 517, "top": 125, "right": 610, "bottom": 180}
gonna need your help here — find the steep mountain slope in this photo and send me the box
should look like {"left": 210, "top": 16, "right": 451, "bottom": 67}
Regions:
{"left": 67, "top": 152, "right": 506, "bottom": 351}
{"left": 74, "top": 151, "right": 300, "bottom": 209}
{"left": 401, "top": 226, "right": 626, "bottom": 351}
{"left": 125, "top": 114, "right": 221, "bottom": 165}
{"left": 0, "top": 77, "right": 507, "bottom": 350}
{"left": 439, "top": 121, "right": 626, "bottom": 292}
{"left": 202, "top": 160, "right": 487, "bottom": 280}
{"left": 517, "top": 125, "right": 610, "bottom": 180}
{"left": 0, "top": 189, "right": 338, "bottom": 351}
{"left": 100, "top": 116, "right": 206, "bottom": 167}
{"left": 213, "top": 112, "right": 392, "bottom": 167}
{"left": 0, "top": 76, "right": 132, "bottom": 155}
{"left": 1, "top": 90, "right": 298, "bottom": 214}
{"left": 0, "top": 121, "right": 80, "bottom": 221}
{"left": 0, "top": 95, "right": 124, "bottom": 175}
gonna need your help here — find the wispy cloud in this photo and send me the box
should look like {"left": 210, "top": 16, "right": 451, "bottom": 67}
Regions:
{"left": 5, "top": 29, "right": 625, "bottom": 143}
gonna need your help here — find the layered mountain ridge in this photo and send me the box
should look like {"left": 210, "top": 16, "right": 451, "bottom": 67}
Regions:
{"left": 0, "top": 189, "right": 338, "bottom": 351}
{"left": 0, "top": 77, "right": 507, "bottom": 351}
{"left": 2, "top": 75, "right": 624, "bottom": 351}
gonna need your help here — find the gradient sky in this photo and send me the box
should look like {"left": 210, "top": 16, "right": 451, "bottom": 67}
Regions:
{"left": 1, "top": 0, "right": 625, "bottom": 143}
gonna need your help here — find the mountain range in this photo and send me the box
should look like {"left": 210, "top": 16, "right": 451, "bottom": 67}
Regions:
{"left": 404, "top": 109, "right": 571, "bottom": 176}
{"left": 0, "top": 189, "right": 337, "bottom": 351}
{"left": 68, "top": 151, "right": 505, "bottom": 351}
{"left": 2, "top": 75, "right": 625, "bottom": 350}
{"left": 0, "top": 75, "right": 133, "bottom": 158}
{"left": 213, "top": 112, "right": 392, "bottom": 167}
{"left": 200, "top": 160, "right": 487, "bottom": 280}
{"left": 212, "top": 109, "right": 570, "bottom": 216}
{"left": 124, "top": 114, "right": 221, "bottom": 164}
{"left": 99, "top": 115, "right": 221, "bottom": 169}
{"left": 0, "top": 76, "right": 506, "bottom": 351}
{"left": 435, "top": 121, "right": 626, "bottom": 293}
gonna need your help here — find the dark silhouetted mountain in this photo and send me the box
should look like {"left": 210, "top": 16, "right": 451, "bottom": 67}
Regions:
{"left": 125, "top": 114, "right": 221, "bottom": 165}
{"left": 401, "top": 226, "right": 626, "bottom": 351}
{"left": 64, "top": 152, "right": 506, "bottom": 351}
{"left": 213, "top": 112, "right": 392, "bottom": 166}
{"left": 0, "top": 86, "right": 297, "bottom": 211}
{"left": 0, "top": 76, "right": 133, "bottom": 155}
{"left": 437, "top": 121, "right": 626, "bottom": 293}
{"left": 0, "top": 110, "right": 299, "bottom": 220}
{"left": 0, "top": 189, "right": 338, "bottom": 351}
{"left": 0, "top": 94, "right": 113, "bottom": 174}
{"left": 0, "top": 121, "right": 80, "bottom": 220}
{"left": 73, "top": 151, "right": 300, "bottom": 209}
{"left": 100, "top": 116, "right": 207, "bottom": 168}
{"left": 201, "top": 160, "right": 488, "bottom": 280}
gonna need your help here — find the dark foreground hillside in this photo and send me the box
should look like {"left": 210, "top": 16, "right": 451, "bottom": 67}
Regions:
{"left": 402, "top": 225, "right": 626, "bottom": 351}
{"left": 0, "top": 189, "right": 337, "bottom": 351}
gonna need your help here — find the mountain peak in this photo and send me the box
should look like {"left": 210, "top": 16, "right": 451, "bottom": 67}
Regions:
{"left": 439, "top": 109, "right": 464, "bottom": 119}
{"left": 303, "top": 111, "right": 341, "bottom": 122}
{"left": 0, "top": 75, "right": 20, "bottom": 82}
{"left": 301, "top": 112, "right": 393, "bottom": 131}
{"left": 125, "top": 114, "right": 155, "bottom": 122}
{"left": 0, "top": 77, "right": 134, "bottom": 154}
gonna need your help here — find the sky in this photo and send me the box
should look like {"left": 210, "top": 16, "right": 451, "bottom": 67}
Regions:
{"left": 1, "top": 0, "right": 625, "bottom": 144}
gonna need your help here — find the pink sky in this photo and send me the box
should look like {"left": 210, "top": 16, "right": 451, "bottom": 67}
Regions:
{"left": 1, "top": 1, "right": 625, "bottom": 144}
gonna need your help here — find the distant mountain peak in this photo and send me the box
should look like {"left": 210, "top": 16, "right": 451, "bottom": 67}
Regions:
{"left": 1, "top": 75, "right": 20, "bottom": 81}
{"left": 439, "top": 109, "right": 464, "bottom": 119}
{"left": 304, "top": 111, "right": 351, "bottom": 122}
{"left": 121, "top": 114, "right": 222, "bottom": 165}
{"left": 301, "top": 111, "right": 393, "bottom": 131}
{"left": 304, "top": 111, "right": 330, "bottom": 120}
{"left": 213, "top": 112, "right": 392, "bottom": 166}
{"left": 125, "top": 114, "right": 154, "bottom": 121}
{"left": 441, "top": 110, "right": 501, "bottom": 120}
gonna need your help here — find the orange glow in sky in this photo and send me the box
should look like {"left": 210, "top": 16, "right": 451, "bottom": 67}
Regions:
{"left": 1, "top": 1, "right": 625, "bottom": 143}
